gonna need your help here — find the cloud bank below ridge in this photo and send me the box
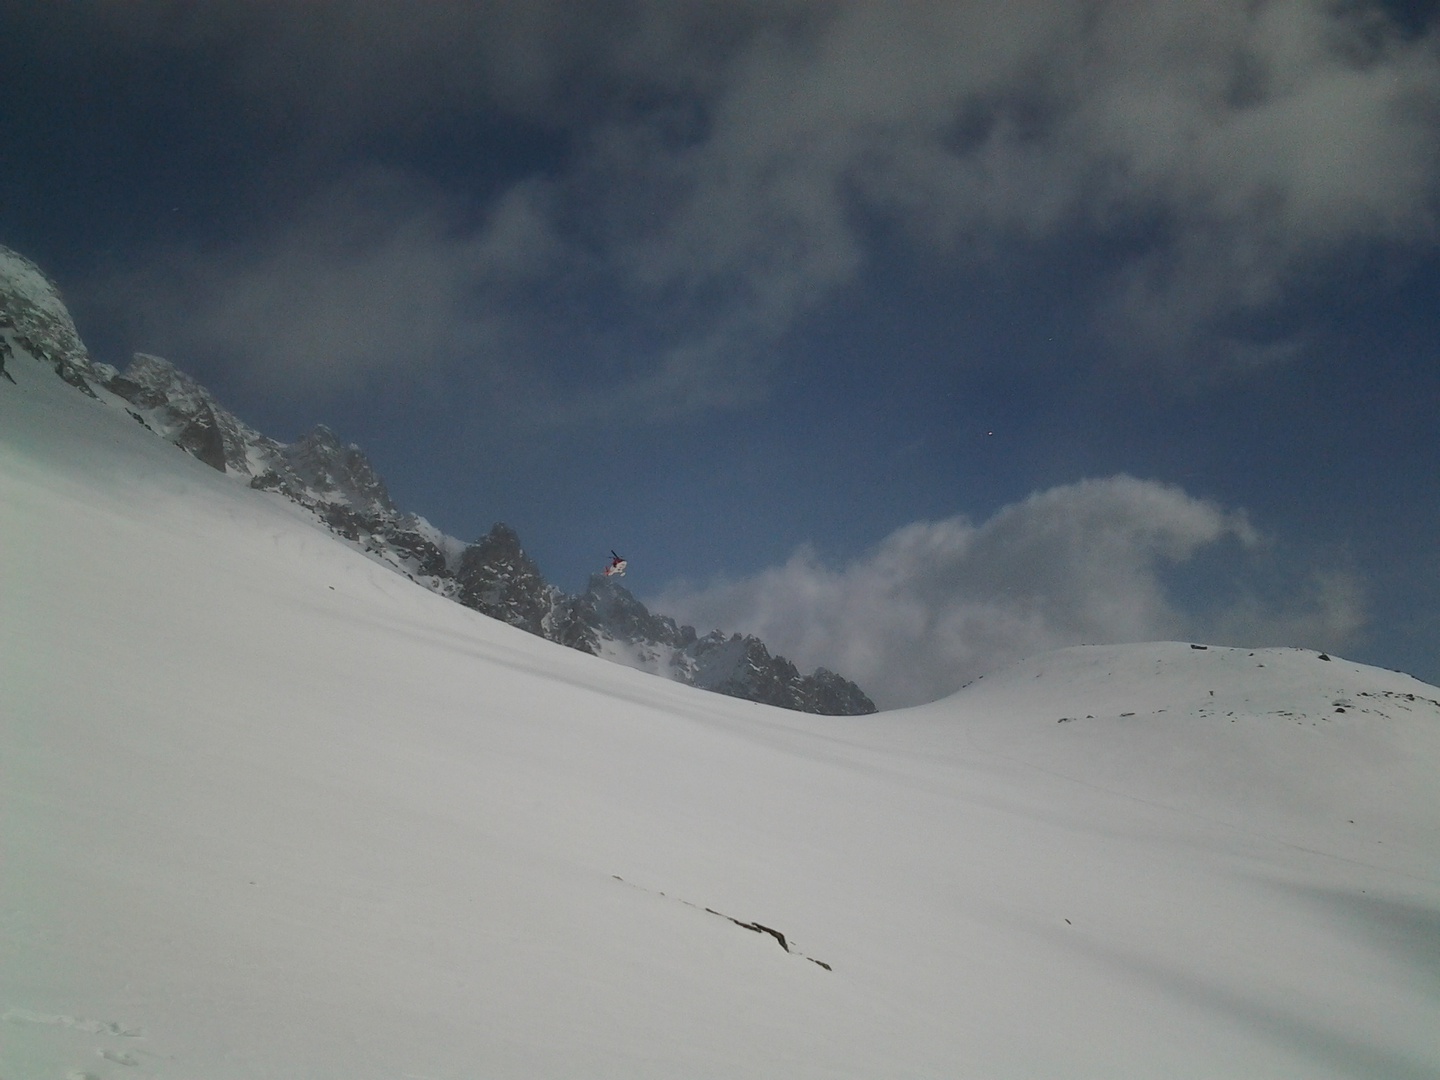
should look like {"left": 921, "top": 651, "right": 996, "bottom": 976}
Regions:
{"left": 655, "top": 476, "right": 1365, "bottom": 708}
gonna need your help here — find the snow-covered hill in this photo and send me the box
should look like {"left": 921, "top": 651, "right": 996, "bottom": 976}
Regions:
{"left": 3, "top": 280, "right": 1439, "bottom": 1078}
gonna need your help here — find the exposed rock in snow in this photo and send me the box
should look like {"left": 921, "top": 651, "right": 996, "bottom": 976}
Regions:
{"left": 106, "top": 353, "right": 280, "bottom": 475}
{"left": 456, "top": 522, "right": 563, "bottom": 639}
{"left": 573, "top": 574, "right": 877, "bottom": 714}
{"left": 0, "top": 244, "right": 97, "bottom": 388}
{"left": 452, "top": 529, "right": 877, "bottom": 714}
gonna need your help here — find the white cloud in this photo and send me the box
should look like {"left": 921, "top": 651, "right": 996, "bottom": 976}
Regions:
{"left": 92, "top": 170, "right": 571, "bottom": 394}
{"left": 645, "top": 0, "right": 1440, "bottom": 368}
{"left": 78, "top": 1, "right": 1440, "bottom": 408}
{"left": 654, "top": 476, "right": 1365, "bottom": 708}
{"left": 1202, "top": 567, "right": 1368, "bottom": 649}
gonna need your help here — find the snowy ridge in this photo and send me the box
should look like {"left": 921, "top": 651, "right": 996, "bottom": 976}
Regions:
{"left": 0, "top": 244, "right": 102, "bottom": 391}
{"left": 0, "top": 245, "right": 875, "bottom": 713}
{"left": 109, "top": 352, "right": 285, "bottom": 474}
{"left": 917, "top": 641, "right": 1440, "bottom": 863}
{"left": 3, "top": 360, "right": 1438, "bottom": 1078}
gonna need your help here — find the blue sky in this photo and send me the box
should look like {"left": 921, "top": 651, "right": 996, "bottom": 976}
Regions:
{"left": 3, "top": 1, "right": 1437, "bottom": 703}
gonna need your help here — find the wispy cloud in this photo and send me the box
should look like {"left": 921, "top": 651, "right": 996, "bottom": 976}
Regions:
{"left": 654, "top": 476, "right": 1365, "bottom": 708}
{"left": 91, "top": 169, "right": 570, "bottom": 391}
{"left": 80, "top": 1, "right": 1440, "bottom": 412}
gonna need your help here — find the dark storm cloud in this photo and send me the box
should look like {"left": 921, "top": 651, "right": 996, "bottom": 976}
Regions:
{"left": 77, "top": 1, "right": 1440, "bottom": 410}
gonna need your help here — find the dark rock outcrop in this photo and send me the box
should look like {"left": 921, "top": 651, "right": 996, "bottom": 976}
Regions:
{"left": 456, "top": 524, "right": 559, "bottom": 638}
{"left": 104, "top": 353, "right": 283, "bottom": 475}
{"left": 447, "top": 552, "right": 877, "bottom": 714}
{"left": 449, "top": 558, "right": 875, "bottom": 720}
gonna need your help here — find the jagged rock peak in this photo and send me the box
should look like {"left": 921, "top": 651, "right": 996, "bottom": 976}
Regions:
{"left": 0, "top": 245, "right": 73, "bottom": 324}
{"left": 279, "top": 426, "right": 396, "bottom": 518}
{"left": 125, "top": 351, "right": 187, "bottom": 386}
{"left": 580, "top": 574, "right": 694, "bottom": 650}
{"left": 476, "top": 521, "right": 524, "bottom": 551}
{"left": 573, "top": 570, "right": 875, "bottom": 715}
{"left": 297, "top": 423, "right": 343, "bottom": 447}
{"left": 103, "top": 351, "right": 276, "bottom": 475}
{"left": 456, "top": 523, "right": 557, "bottom": 637}
{"left": 0, "top": 244, "right": 95, "bottom": 381}
{"left": 115, "top": 353, "right": 218, "bottom": 409}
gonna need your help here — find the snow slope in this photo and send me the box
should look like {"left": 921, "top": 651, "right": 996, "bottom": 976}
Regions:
{"left": 3, "top": 357, "right": 1439, "bottom": 1078}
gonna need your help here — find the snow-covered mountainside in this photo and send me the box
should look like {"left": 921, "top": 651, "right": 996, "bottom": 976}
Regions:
{"left": 2, "top": 357, "right": 1437, "bottom": 1078}
{"left": 0, "top": 244, "right": 873, "bottom": 714}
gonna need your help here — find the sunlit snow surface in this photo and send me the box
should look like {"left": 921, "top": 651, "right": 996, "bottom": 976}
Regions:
{"left": 3, "top": 360, "right": 1439, "bottom": 1079}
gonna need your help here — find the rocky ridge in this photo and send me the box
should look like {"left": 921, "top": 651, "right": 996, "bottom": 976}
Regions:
{"left": 0, "top": 244, "right": 875, "bottom": 714}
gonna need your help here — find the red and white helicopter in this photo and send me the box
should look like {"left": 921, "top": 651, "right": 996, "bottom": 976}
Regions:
{"left": 603, "top": 550, "right": 628, "bottom": 577}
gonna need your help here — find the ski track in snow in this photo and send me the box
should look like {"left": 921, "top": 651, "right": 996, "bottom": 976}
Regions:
{"left": 2, "top": 1010, "right": 163, "bottom": 1080}
{"left": 609, "top": 875, "right": 834, "bottom": 971}
{"left": 2, "top": 1010, "right": 145, "bottom": 1039}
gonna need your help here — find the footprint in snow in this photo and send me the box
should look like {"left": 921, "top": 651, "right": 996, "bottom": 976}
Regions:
{"left": 2, "top": 1010, "right": 144, "bottom": 1038}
